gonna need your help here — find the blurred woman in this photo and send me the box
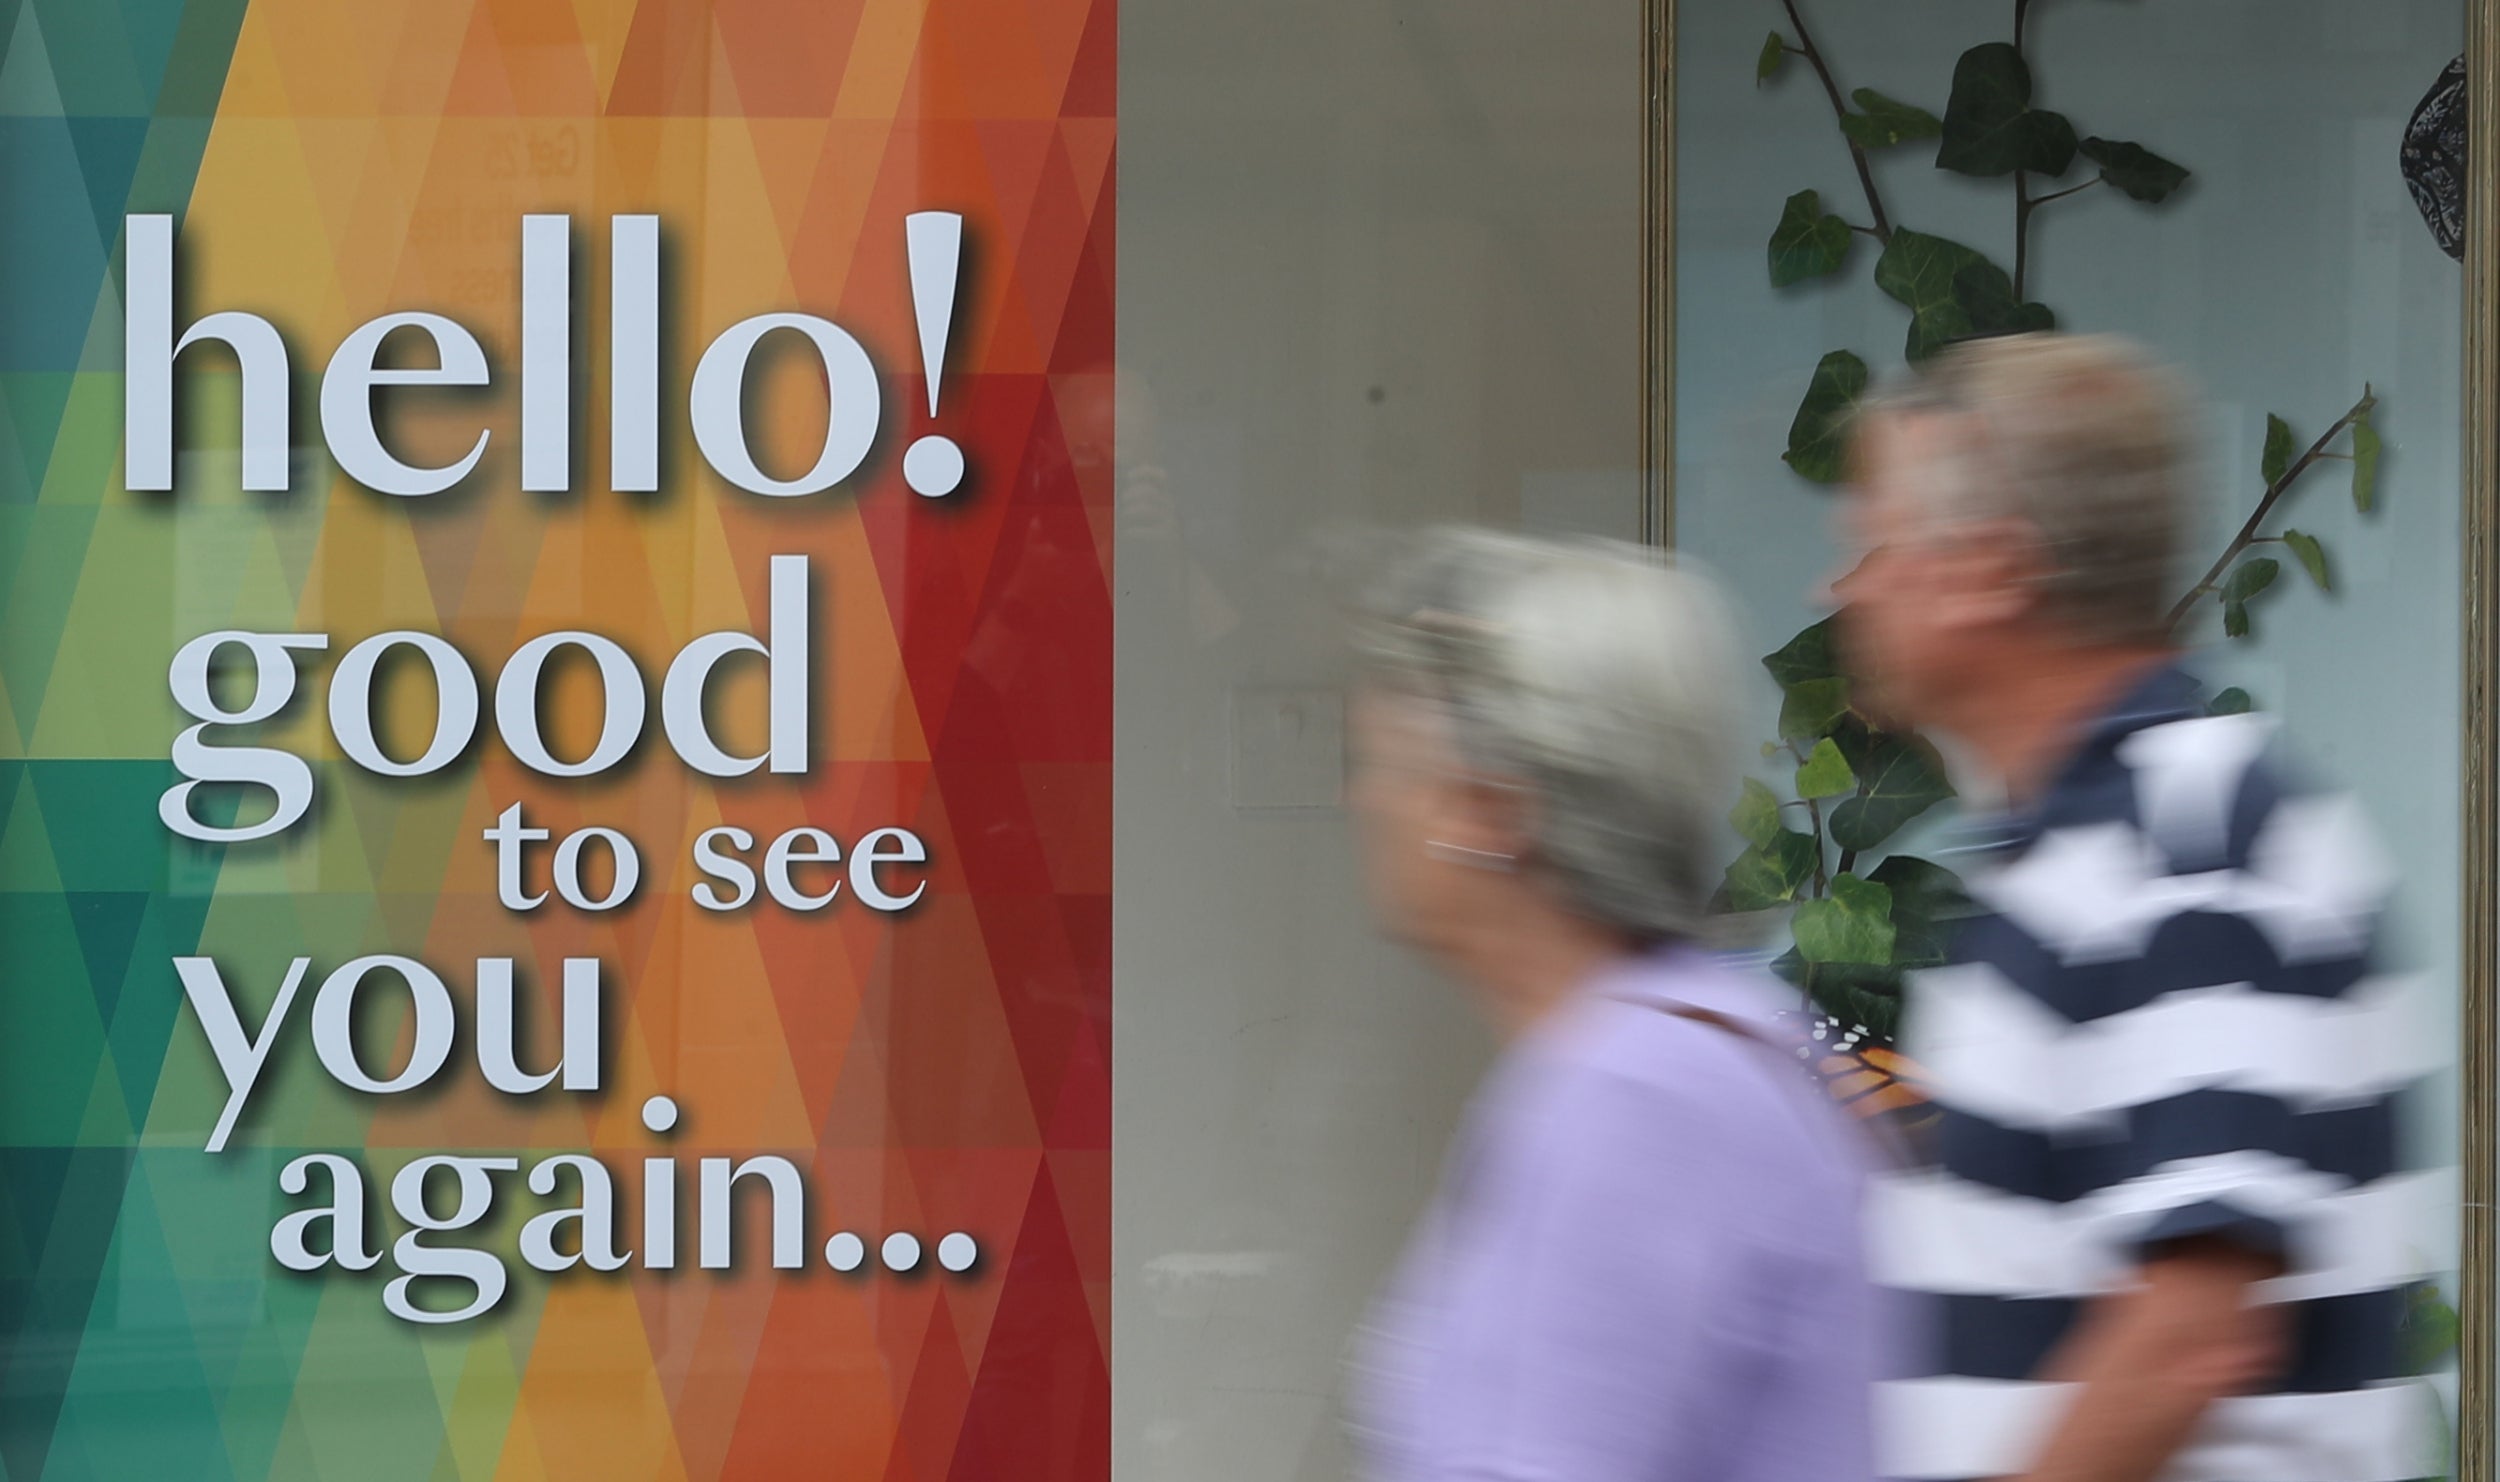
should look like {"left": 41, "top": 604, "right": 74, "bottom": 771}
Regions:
{"left": 1344, "top": 528, "right": 1876, "bottom": 1482}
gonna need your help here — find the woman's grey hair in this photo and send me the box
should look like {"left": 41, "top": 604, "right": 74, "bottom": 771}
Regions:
{"left": 1857, "top": 332, "right": 2200, "bottom": 644}
{"left": 1351, "top": 527, "right": 1742, "bottom": 944}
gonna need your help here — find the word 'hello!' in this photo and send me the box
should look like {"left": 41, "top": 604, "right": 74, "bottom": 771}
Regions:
{"left": 122, "top": 212, "right": 970, "bottom": 500}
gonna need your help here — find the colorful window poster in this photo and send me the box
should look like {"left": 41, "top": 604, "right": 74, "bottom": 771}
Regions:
{"left": 0, "top": 0, "right": 1113, "bottom": 1476}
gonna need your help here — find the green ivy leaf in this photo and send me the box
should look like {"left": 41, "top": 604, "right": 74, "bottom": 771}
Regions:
{"left": 2224, "top": 556, "right": 2280, "bottom": 605}
{"left": 1783, "top": 351, "right": 1870, "bottom": 482}
{"left": 1769, "top": 190, "right": 1855, "bottom": 288}
{"left": 1779, "top": 677, "right": 1853, "bottom": 743}
{"left": 2077, "top": 136, "right": 2190, "bottom": 203}
{"left": 1950, "top": 261, "right": 2058, "bottom": 339}
{"left": 1866, "top": 854, "right": 1968, "bottom": 969}
{"left": 1758, "top": 31, "right": 1788, "bottom": 85}
{"left": 1771, "top": 950, "right": 1904, "bottom": 1041}
{"left": 2223, "top": 597, "right": 2249, "bottom": 639}
{"left": 1841, "top": 88, "right": 1943, "bottom": 149}
{"left": 2282, "top": 529, "right": 2331, "bottom": 591}
{"left": 1770, "top": 612, "right": 1850, "bottom": 699}
{"left": 1936, "top": 42, "right": 2078, "bottom": 178}
{"left": 1723, "top": 828, "right": 1820, "bottom": 911}
{"left": 1828, "top": 723, "right": 1955, "bottom": 852}
{"left": 1764, "top": 616, "right": 1842, "bottom": 689}
{"left": 2208, "top": 687, "right": 2254, "bottom": 716}
{"left": 1794, "top": 872, "right": 1897, "bottom": 966}
{"left": 2404, "top": 1282, "right": 2462, "bottom": 1373}
{"left": 1874, "top": 231, "right": 2049, "bottom": 361}
{"left": 2262, "top": 414, "right": 2296, "bottom": 486}
{"left": 1796, "top": 737, "right": 1858, "bottom": 799}
{"left": 1731, "top": 778, "right": 1783, "bottom": 847}
{"left": 2353, "top": 413, "right": 2382, "bottom": 513}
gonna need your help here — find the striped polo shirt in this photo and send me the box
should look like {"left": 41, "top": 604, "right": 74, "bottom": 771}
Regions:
{"left": 1874, "top": 664, "right": 2448, "bottom": 1482}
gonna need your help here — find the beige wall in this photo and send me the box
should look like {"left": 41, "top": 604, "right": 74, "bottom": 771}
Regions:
{"left": 1114, "top": 3, "right": 1647, "bottom": 1477}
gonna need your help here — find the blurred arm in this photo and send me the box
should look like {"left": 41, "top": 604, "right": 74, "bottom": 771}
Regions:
{"left": 2008, "top": 1234, "right": 2287, "bottom": 1482}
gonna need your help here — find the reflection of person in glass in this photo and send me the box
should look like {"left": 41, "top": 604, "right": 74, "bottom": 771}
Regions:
{"left": 1343, "top": 529, "right": 1877, "bottom": 1482}
{"left": 1833, "top": 334, "right": 2438, "bottom": 1482}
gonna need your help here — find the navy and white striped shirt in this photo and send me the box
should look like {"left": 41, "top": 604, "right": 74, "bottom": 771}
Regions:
{"left": 1875, "top": 664, "right": 2448, "bottom": 1482}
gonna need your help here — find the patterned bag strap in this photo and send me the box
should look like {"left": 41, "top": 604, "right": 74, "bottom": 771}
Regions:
{"left": 1634, "top": 997, "right": 1912, "bottom": 1170}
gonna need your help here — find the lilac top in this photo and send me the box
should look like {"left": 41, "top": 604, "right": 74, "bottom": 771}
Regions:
{"left": 1350, "top": 946, "right": 1878, "bottom": 1482}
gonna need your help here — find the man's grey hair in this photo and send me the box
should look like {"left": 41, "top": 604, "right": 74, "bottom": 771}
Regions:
{"left": 1352, "top": 527, "right": 1741, "bottom": 944}
{"left": 1858, "top": 332, "right": 2200, "bottom": 644}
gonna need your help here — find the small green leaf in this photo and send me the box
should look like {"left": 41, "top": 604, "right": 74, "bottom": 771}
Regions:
{"left": 1840, "top": 88, "right": 1942, "bottom": 149}
{"left": 2224, "top": 556, "right": 2280, "bottom": 605}
{"left": 1794, "top": 872, "right": 1897, "bottom": 966}
{"left": 1796, "top": 738, "right": 1858, "bottom": 799}
{"left": 2262, "top": 414, "right": 2296, "bottom": 486}
{"left": 2405, "top": 1282, "right": 2462, "bottom": 1373}
{"left": 2221, "top": 559, "right": 2280, "bottom": 639}
{"left": 2076, "top": 136, "right": 2190, "bottom": 203}
{"left": 1758, "top": 31, "right": 1788, "bottom": 85}
{"left": 1828, "top": 723, "right": 1955, "bottom": 852}
{"left": 1779, "top": 677, "right": 1853, "bottom": 743}
{"left": 1783, "top": 350, "right": 1871, "bottom": 482}
{"left": 1874, "top": 231, "right": 2049, "bottom": 361}
{"left": 2353, "top": 415, "right": 2382, "bottom": 513}
{"left": 1723, "top": 829, "right": 1820, "bottom": 911}
{"left": 1867, "top": 854, "right": 1968, "bottom": 969}
{"left": 2208, "top": 687, "right": 2254, "bottom": 716}
{"left": 1764, "top": 616, "right": 1842, "bottom": 689}
{"left": 1731, "top": 778, "right": 1783, "bottom": 847}
{"left": 1762, "top": 741, "right": 1784, "bottom": 760}
{"left": 1936, "top": 42, "right": 2078, "bottom": 178}
{"left": 2282, "top": 529, "right": 2331, "bottom": 591}
{"left": 1769, "top": 190, "right": 1855, "bottom": 288}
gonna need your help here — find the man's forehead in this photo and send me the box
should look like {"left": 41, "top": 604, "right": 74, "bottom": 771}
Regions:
{"left": 1857, "top": 405, "right": 1962, "bottom": 459}
{"left": 1849, "top": 408, "right": 1966, "bottom": 498}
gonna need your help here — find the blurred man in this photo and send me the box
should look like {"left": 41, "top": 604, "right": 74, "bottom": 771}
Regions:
{"left": 1835, "top": 334, "right": 2440, "bottom": 1482}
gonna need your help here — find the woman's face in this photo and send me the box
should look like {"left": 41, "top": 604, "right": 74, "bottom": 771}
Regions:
{"left": 1348, "top": 688, "right": 1518, "bottom": 958}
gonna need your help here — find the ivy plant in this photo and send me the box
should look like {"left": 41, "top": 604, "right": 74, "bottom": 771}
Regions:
{"left": 1739, "top": 0, "right": 2384, "bottom": 1043}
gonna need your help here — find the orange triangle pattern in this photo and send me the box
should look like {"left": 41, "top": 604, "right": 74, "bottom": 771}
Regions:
{"left": 153, "top": 0, "right": 1115, "bottom": 1474}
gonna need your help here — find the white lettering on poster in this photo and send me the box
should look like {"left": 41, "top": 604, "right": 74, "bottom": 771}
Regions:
{"left": 141, "top": 211, "right": 982, "bottom": 1324}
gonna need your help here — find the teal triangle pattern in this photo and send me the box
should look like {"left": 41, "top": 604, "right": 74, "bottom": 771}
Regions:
{"left": 65, "top": 891, "right": 147, "bottom": 1027}
{"left": 0, "top": 2, "right": 252, "bottom": 1480}
{"left": 64, "top": 116, "right": 147, "bottom": 250}
{"left": 27, "top": 0, "right": 148, "bottom": 117}
{"left": 0, "top": 3, "right": 64, "bottom": 117}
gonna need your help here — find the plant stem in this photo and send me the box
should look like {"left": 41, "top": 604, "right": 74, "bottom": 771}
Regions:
{"left": 2021, "top": 182, "right": 2105, "bottom": 296}
{"left": 2031, "top": 179, "right": 2102, "bottom": 207}
{"left": 2163, "top": 389, "right": 2378, "bottom": 631}
{"left": 2009, "top": 0, "right": 2049, "bottom": 299}
{"left": 2014, "top": 170, "right": 2032, "bottom": 299}
{"left": 1836, "top": 848, "right": 1859, "bottom": 878}
{"left": 1803, "top": 795, "right": 1831, "bottom": 894}
{"left": 1778, "top": 0, "right": 1895, "bottom": 243}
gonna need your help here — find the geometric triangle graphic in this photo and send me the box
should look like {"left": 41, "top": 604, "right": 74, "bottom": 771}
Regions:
{"left": 1, "top": 2, "right": 1115, "bottom": 1480}
{"left": 0, "top": 3, "right": 67, "bottom": 118}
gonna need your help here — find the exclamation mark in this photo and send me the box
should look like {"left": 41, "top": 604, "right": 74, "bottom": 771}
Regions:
{"left": 902, "top": 212, "right": 967, "bottom": 498}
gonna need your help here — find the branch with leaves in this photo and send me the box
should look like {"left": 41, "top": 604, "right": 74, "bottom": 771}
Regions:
{"left": 2170, "top": 392, "right": 2382, "bottom": 635}
{"left": 1736, "top": 0, "right": 2386, "bottom": 1042}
